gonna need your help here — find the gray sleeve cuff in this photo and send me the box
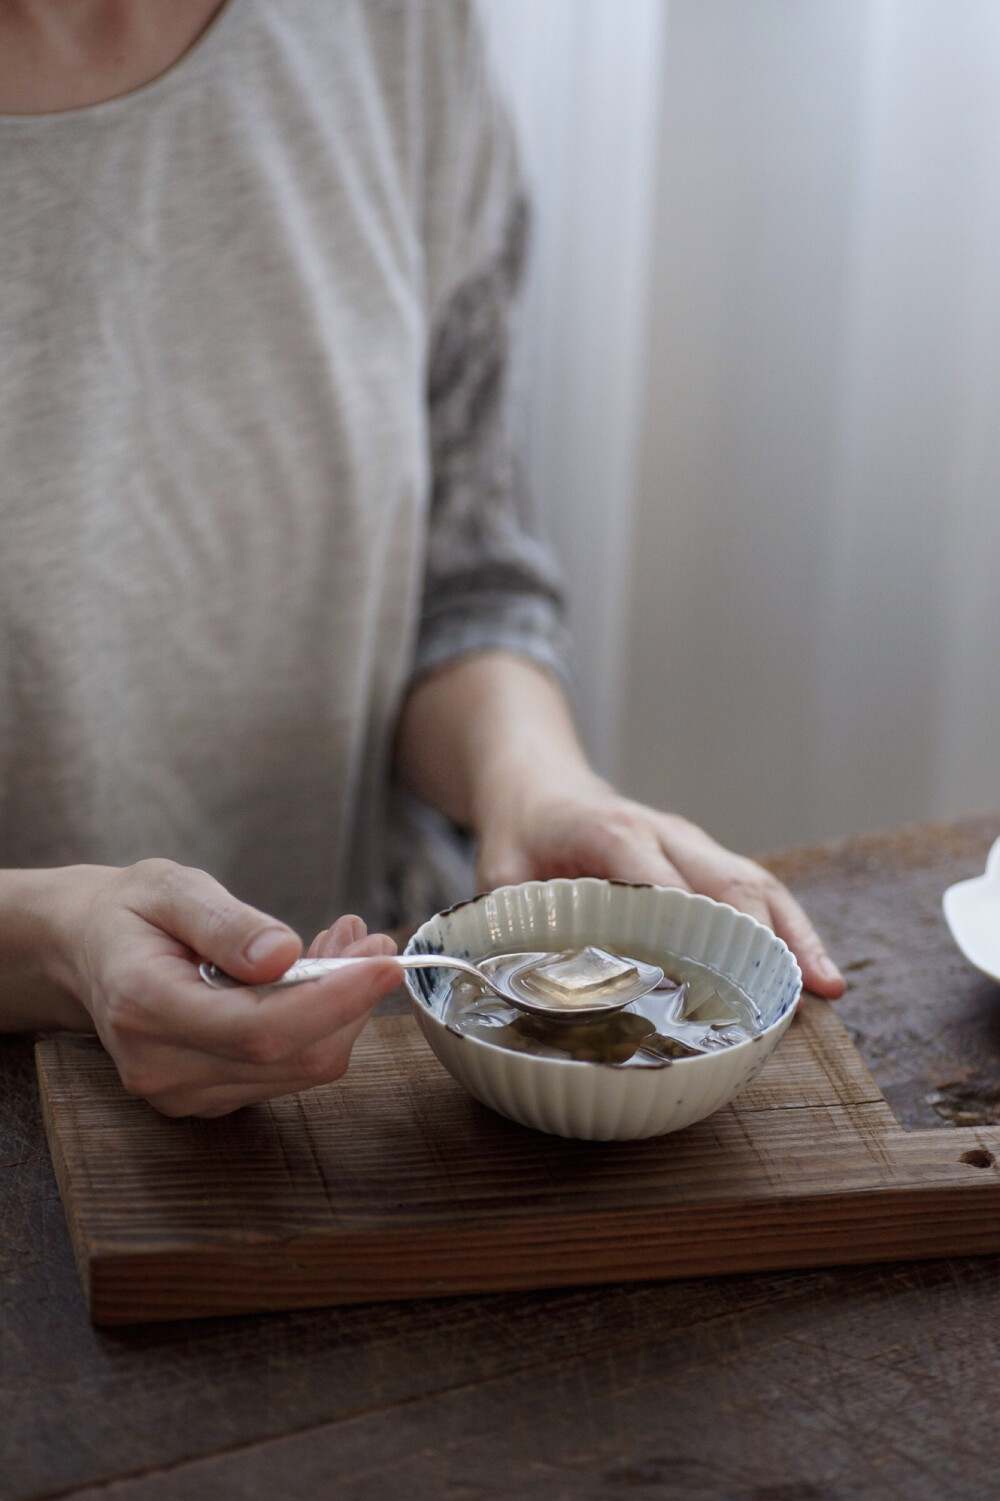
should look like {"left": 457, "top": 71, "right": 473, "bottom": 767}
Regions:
{"left": 412, "top": 588, "right": 572, "bottom": 688}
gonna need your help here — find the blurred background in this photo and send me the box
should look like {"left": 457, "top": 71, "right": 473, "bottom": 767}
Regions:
{"left": 477, "top": 0, "right": 1000, "bottom": 856}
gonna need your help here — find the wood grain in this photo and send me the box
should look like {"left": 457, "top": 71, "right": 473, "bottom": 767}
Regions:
{"left": 36, "top": 994, "right": 1000, "bottom": 1326}
{"left": 5, "top": 813, "right": 1000, "bottom": 1501}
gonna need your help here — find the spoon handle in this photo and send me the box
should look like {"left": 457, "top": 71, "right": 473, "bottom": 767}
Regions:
{"left": 398, "top": 953, "right": 484, "bottom": 980}
{"left": 199, "top": 954, "right": 483, "bottom": 992}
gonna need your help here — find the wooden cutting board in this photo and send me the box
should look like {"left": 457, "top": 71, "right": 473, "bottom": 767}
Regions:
{"left": 36, "top": 998, "right": 1000, "bottom": 1326}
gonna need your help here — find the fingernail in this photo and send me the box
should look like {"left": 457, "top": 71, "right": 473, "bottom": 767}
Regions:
{"left": 817, "top": 956, "right": 842, "bottom": 984}
{"left": 245, "top": 928, "right": 292, "bottom": 966}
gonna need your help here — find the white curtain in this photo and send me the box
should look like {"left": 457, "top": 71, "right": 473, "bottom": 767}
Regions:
{"left": 480, "top": 0, "right": 1000, "bottom": 855}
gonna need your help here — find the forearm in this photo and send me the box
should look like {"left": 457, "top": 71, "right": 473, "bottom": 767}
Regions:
{"left": 0, "top": 868, "right": 92, "bottom": 1031}
{"left": 393, "top": 651, "right": 600, "bottom": 835}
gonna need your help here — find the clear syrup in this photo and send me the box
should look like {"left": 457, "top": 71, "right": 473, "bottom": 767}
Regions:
{"left": 439, "top": 948, "right": 762, "bottom": 1067}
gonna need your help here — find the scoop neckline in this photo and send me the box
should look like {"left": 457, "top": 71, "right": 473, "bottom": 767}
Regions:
{"left": 0, "top": 0, "right": 241, "bottom": 128}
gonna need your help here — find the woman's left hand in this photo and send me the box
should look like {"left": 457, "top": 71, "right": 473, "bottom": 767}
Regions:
{"left": 395, "top": 653, "right": 844, "bottom": 1001}
{"left": 475, "top": 772, "right": 845, "bottom": 1000}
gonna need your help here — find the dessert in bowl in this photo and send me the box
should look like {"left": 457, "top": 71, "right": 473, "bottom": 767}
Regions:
{"left": 403, "top": 878, "right": 802, "bottom": 1140}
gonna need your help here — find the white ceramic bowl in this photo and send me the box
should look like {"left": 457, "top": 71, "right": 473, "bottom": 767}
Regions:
{"left": 404, "top": 879, "right": 802, "bottom": 1140}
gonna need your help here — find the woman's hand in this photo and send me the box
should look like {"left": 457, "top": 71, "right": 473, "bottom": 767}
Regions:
{"left": 475, "top": 773, "right": 845, "bottom": 999}
{"left": 394, "top": 651, "right": 845, "bottom": 1001}
{"left": 10, "top": 860, "right": 400, "bottom": 1116}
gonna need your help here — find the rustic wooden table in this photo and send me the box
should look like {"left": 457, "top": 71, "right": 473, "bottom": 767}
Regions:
{"left": 3, "top": 814, "right": 1000, "bottom": 1501}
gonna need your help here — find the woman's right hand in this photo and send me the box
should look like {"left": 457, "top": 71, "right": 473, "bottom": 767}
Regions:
{"left": 14, "top": 859, "right": 401, "bottom": 1117}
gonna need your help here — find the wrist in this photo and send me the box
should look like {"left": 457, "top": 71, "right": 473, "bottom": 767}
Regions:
{"left": 0, "top": 867, "right": 99, "bottom": 1031}
{"left": 471, "top": 750, "right": 608, "bottom": 840}
{"left": 396, "top": 652, "right": 605, "bottom": 836}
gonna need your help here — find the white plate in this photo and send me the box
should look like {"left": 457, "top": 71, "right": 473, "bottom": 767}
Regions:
{"left": 942, "top": 836, "right": 1000, "bottom": 984}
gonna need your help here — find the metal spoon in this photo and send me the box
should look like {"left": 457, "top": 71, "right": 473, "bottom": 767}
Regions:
{"left": 199, "top": 950, "right": 665, "bottom": 1022}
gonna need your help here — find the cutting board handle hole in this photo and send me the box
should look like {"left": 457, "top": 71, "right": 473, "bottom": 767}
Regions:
{"left": 959, "top": 1148, "right": 995, "bottom": 1169}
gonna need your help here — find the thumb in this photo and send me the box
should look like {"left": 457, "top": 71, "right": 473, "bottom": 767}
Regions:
{"left": 136, "top": 861, "right": 302, "bottom": 983}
